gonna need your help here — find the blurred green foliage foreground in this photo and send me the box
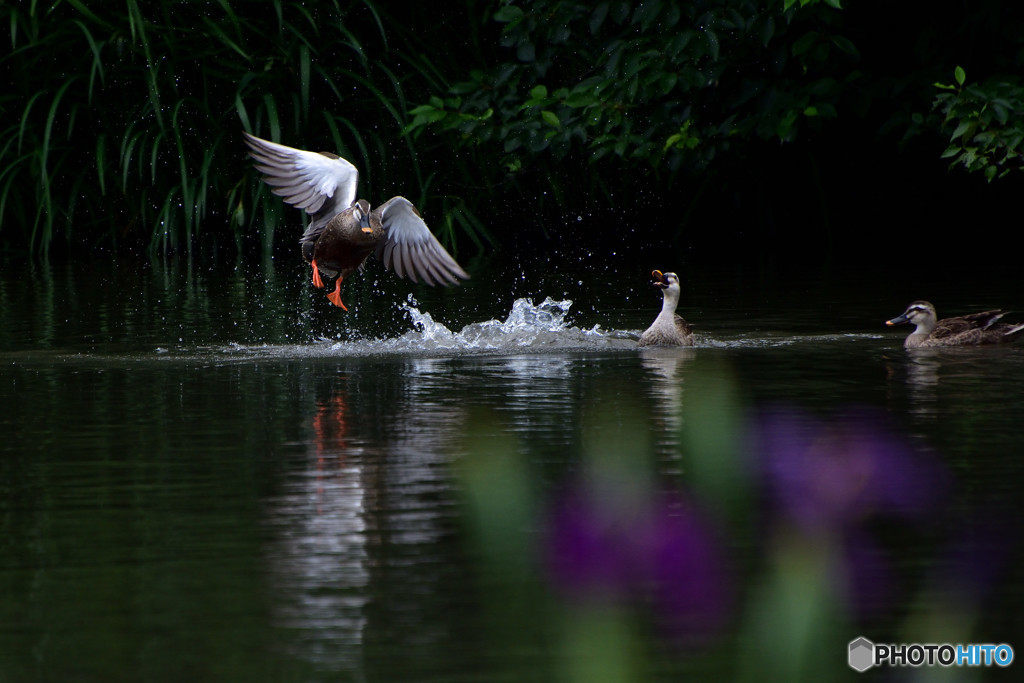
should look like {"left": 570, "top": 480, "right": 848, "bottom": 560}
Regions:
{"left": 2, "top": 1, "right": 1023, "bottom": 258}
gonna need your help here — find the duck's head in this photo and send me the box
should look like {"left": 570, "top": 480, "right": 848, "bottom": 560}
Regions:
{"left": 651, "top": 270, "right": 680, "bottom": 290}
{"left": 351, "top": 199, "right": 373, "bottom": 233}
{"left": 886, "top": 300, "right": 936, "bottom": 327}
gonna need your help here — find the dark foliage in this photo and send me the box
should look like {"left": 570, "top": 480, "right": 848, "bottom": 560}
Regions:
{"left": 0, "top": 0, "right": 493, "bottom": 257}
{"left": 2, "top": 1, "right": 1023, "bottom": 262}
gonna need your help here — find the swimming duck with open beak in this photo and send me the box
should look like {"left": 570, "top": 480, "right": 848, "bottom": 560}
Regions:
{"left": 638, "top": 270, "right": 694, "bottom": 347}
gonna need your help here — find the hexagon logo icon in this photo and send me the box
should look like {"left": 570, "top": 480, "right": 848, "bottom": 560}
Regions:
{"left": 848, "top": 637, "right": 875, "bottom": 672}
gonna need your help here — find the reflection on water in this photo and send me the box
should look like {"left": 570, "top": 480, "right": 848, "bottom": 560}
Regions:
{"left": 901, "top": 351, "right": 942, "bottom": 418}
{"left": 264, "top": 389, "right": 368, "bottom": 670}
{"left": 640, "top": 347, "right": 696, "bottom": 446}
{"left": 2, "top": 258, "right": 1023, "bottom": 680}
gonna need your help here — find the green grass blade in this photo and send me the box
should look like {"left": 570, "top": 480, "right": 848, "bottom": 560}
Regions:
{"left": 359, "top": 0, "right": 388, "bottom": 50}
{"left": 8, "top": 5, "right": 18, "bottom": 49}
{"left": 125, "top": 0, "right": 164, "bottom": 131}
{"left": 262, "top": 93, "right": 281, "bottom": 140}
{"left": 171, "top": 100, "right": 194, "bottom": 243}
{"left": 65, "top": 0, "right": 115, "bottom": 30}
{"left": 149, "top": 131, "right": 163, "bottom": 185}
{"left": 73, "top": 20, "right": 105, "bottom": 102}
{"left": 235, "top": 93, "right": 252, "bottom": 132}
{"left": 450, "top": 198, "right": 497, "bottom": 252}
{"left": 120, "top": 125, "right": 142, "bottom": 193}
{"left": 95, "top": 132, "right": 107, "bottom": 195}
{"left": 126, "top": 0, "right": 145, "bottom": 45}
{"left": 200, "top": 16, "right": 250, "bottom": 61}
{"left": 18, "top": 90, "right": 45, "bottom": 152}
{"left": 41, "top": 76, "right": 79, "bottom": 187}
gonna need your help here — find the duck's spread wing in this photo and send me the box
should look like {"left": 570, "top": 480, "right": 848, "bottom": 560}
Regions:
{"left": 244, "top": 132, "right": 358, "bottom": 221}
{"left": 373, "top": 196, "right": 469, "bottom": 285}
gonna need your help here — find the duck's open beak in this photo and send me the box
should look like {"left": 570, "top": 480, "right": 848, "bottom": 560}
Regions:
{"left": 885, "top": 314, "right": 909, "bottom": 326}
{"left": 651, "top": 269, "right": 669, "bottom": 288}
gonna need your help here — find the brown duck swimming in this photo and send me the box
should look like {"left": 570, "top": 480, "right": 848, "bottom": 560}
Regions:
{"left": 244, "top": 132, "right": 469, "bottom": 310}
{"left": 638, "top": 270, "right": 694, "bottom": 347}
{"left": 885, "top": 300, "right": 1024, "bottom": 348}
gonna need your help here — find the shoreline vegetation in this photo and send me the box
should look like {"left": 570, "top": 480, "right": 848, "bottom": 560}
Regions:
{"left": 2, "top": 1, "right": 1021, "bottom": 262}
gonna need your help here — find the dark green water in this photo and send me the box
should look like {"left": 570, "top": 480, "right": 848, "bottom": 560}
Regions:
{"left": 2, "top": 258, "right": 1022, "bottom": 681}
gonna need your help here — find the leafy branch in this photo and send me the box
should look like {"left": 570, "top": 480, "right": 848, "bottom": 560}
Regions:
{"left": 404, "top": 0, "right": 855, "bottom": 178}
{"left": 933, "top": 66, "right": 1024, "bottom": 181}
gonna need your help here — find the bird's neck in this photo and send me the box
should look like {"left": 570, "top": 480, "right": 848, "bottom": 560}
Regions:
{"left": 914, "top": 318, "right": 936, "bottom": 335}
{"left": 660, "top": 289, "right": 679, "bottom": 316}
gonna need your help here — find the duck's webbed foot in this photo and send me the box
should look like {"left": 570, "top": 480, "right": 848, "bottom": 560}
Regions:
{"left": 326, "top": 277, "right": 348, "bottom": 311}
{"left": 311, "top": 259, "right": 326, "bottom": 289}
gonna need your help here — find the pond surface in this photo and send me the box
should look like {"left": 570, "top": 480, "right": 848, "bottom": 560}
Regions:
{"left": 1, "top": 256, "right": 1022, "bottom": 681}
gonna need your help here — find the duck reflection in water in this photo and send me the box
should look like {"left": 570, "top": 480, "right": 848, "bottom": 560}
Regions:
{"left": 639, "top": 347, "right": 695, "bottom": 439}
{"left": 264, "top": 384, "right": 369, "bottom": 669}
{"left": 312, "top": 392, "right": 351, "bottom": 508}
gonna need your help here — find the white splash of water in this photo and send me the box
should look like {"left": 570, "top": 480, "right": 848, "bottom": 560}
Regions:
{"left": 382, "top": 297, "right": 626, "bottom": 353}
{"left": 199, "top": 297, "right": 634, "bottom": 360}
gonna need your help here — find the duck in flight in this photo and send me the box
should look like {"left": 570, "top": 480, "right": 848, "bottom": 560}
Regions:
{"left": 244, "top": 132, "right": 469, "bottom": 310}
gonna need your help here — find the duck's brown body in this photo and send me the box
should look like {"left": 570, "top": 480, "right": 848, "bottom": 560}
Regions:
{"left": 638, "top": 270, "right": 694, "bottom": 347}
{"left": 886, "top": 300, "right": 1024, "bottom": 348}
{"left": 303, "top": 203, "right": 376, "bottom": 274}
{"left": 244, "top": 133, "right": 468, "bottom": 310}
{"left": 298, "top": 199, "right": 377, "bottom": 307}
{"left": 310, "top": 226, "right": 375, "bottom": 281}
{"left": 638, "top": 314, "right": 692, "bottom": 347}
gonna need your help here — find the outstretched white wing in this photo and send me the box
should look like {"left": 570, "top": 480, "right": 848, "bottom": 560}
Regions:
{"left": 373, "top": 196, "right": 469, "bottom": 286}
{"left": 243, "top": 132, "right": 358, "bottom": 217}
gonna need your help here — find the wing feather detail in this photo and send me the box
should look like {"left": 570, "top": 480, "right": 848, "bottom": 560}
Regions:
{"left": 244, "top": 132, "right": 358, "bottom": 218}
{"left": 373, "top": 196, "right": 469, "bottom": 285}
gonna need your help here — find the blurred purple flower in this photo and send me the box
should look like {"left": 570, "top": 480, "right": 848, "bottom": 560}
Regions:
{"left": 544, "top": 485, "right": 731, "bottom": 643}
{"left": 752, "top": 405, "right": 952, "bottom": 619}
{"left": 753, "top": 405, "right": 948, "bottom": 534}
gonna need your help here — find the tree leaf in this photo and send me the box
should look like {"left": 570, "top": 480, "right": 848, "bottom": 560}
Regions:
{"left": 951, "top": 121, "right": 972, "bottom": 140}
{"left": 495, "top": 5, "right": 524, "bottom": 23}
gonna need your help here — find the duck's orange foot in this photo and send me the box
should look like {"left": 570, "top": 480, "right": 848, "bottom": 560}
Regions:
{"left": 326, "top": 278, "right": 348, "bottom": 311}
{"left": 311, "top": 259, "right": 325, "bottom": 289}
